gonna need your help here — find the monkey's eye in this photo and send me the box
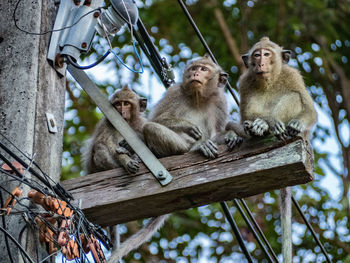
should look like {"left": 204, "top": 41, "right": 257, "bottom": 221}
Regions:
{"left": 201, "top": 66, "right": 208, "bottom": 71}
{"left": 253, "top": 53, "right": 261, "bottom": 58}
{"left": 190, "top": 66, "right": 199, "bottom": 71}
{"left": 263, "top": 52, "right": 271, "bottom": 57}
{"left": 114, "top": 101, "right": 121, "bottom": 107}
{"left": 124, "top": 101, "right": 130, "bottom": 106}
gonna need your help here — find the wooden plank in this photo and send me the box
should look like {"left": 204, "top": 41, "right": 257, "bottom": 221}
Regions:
{"left": 62, "top": 137, "right": 314, "bottom": 226}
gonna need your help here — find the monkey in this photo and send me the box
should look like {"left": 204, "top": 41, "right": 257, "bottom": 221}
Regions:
{"left": 225, "top": 37, "right": 317, "bottom": 262}
{"left": 83, "top": 85, "right": 147, "bottom": 174}
{"left": 108, "top": 55, "right": 233, "bottom": 263}
{"left": 225, "top": 36, "right": 317, "bottom": 150}
{"left": 143, "top": 54, "right": 230, "bottom": 159}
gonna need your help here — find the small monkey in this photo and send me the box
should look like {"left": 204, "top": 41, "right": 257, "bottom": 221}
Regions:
{"left": 83, "top": 85, "right": 147, "bottom": 174}
{"left": 226, "top": 36, "right": 317, "bottom": 149}
{"left": 143, "top": 54, "right": 229, "bottom": 158}
{"left": 108, "top": 56, "right": 231, "bottom": 262}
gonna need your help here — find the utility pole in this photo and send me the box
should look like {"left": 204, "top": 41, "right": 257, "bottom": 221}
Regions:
{"left": 0, "top": 0, "right": 65, "bottom": 262}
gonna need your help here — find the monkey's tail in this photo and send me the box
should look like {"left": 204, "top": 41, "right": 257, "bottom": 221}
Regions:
{"left": 107, "top": 214, "right": 169, "bottom": 262}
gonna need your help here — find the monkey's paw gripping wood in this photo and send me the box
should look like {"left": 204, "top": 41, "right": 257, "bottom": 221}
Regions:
{"left": 62, "top": 137, "right": 314, "bottom": 226}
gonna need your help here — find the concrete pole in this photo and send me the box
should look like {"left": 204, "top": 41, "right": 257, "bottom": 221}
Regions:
{"left": 0, "top": 0, "right": 65, "bottom": 262}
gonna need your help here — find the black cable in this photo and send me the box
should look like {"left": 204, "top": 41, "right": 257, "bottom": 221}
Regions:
{"left": 0, "top": 168, "right": 46, "bottom": 195}
{"left": 0, "top": 192, "right": 15, "bottom": 263}
{"left": 13, "top": 0, "right": 102, "bottom": 36}
{"left": 239, "top": 199, "right": 279, "bottom": 262}
{"left": 177, "top": 0, "right": 240, "bottom": 106}
{"left": 220, "top": 202, "right": 253, "bottom": 263}
{"left": 0, "top": 132, "right": 59, "bottom": 187}
{"left": 133, "top": 19, "right": 174, "bottom": 88}
{"left": 0, "top": 225, "right": 35, "bottom": 263}
{"left": 66, "top": 51, "right": 111, "bottom": 70}
{"left": 0, "top": 141, "right": 58, "bottom": 195}
{"left": 233, "top": 199, "right": 275, "bottom": 263}
{"left": 292, "top": 196, "right": 332, "bottom": 263}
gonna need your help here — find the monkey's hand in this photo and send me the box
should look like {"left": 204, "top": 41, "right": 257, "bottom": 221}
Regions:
{"left": 199, "top": 139, "right": 218, "bottom": 159}
{"left": 270, "top": 120, "right": 289, "bottom": 140}
{"left": 225, "top": 130, "right": 243, "bottom": 151}
{"left": 286, "top": 119, "right": 303, "bottom": 137}
{"left": 244, "top": 118, "right": 269, "bottom": 136}
{"left": 126, "top": 158, "right": 140, "bottom": 174}
{"left": 184, "top": 124, "right": 203, "bottom": 140}
{"left": 116, "top": 146, "right": 132, "bottom": 156}
{"left": 119, "top": 139, "right": 133, "bottom": 153}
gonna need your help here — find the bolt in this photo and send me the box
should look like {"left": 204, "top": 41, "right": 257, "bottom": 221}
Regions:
{"left": 55, "top": 53, "right": 64, "bottom": 68}
{"left": 49, "top": 119, "right": 56, "bottom": 128}
{"left": 157, "top": 171, "right": 166, "bottom": 180}
{"left": 81, "top": 42, "right": 87, "bottom": 49}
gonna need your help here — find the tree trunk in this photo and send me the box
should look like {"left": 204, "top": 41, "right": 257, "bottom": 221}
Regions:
{"left": 0, "top": 0, "right": 65, "bottom": 262}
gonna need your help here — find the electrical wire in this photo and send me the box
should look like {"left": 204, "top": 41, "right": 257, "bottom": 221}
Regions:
{"left": 0, "top": 134, "right": 111, "bottom": 262}
{"left": 292, "top": 196, "right": 332, "bottom": 263}
{"left": 13, "top": 0, "right": 102, "bottom": 36}
{"left": 220, "top": 202, "right": 253, "bottom": 263}
{"left": 0, "top": 225, "right": 36, "bottom": 263}
{"left": 102, "top": 0, "right": 144, "bottom": 74}
{"left": 0, "top": 192, "right": 15, "bottom": 263}
{"left": 177, "top": 0, "right": 240, "bottom": 106}
{"left": 67, "top": 51, "right": 111, "bottom": 70}
{"left": 233, "top": 199, "right": 276, "bottom": 263}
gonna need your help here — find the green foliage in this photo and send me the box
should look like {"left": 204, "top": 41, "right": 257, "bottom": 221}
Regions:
{"left": 63, "top": 0, "right": 350, "bottom": 262}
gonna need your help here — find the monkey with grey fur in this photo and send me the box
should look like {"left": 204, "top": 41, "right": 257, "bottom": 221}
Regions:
{"left": 108, "top": 55, "right": 233, "bottom": 262}
{"left": 143, "top": 54, "right": 231, "bottom": 158}
{"left": 83, "top": 85, "right": 147, "bottom": 174}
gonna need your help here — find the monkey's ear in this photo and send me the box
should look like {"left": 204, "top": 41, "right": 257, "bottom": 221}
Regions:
{"left": 282, "top": 50, "right": 292, "bottom": 64}
{"left": 242, "top": 54, "right": 249, "bottom": 68}
{"left": 218, "top": 72, "right": 228, "bottom": 88}
{"left": 139, "top": 98, "right": 147, "bottom": 112}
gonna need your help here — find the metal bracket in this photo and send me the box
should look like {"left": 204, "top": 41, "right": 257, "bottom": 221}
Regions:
{"left": 67, "top": 65, "right": 172, "bottom": 186}
{"left": 46, "top": 113, "right": 58, "bottom": 134}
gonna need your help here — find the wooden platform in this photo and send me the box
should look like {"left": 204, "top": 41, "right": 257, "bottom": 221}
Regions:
{"left": 61, "top": 136, "right": 314, "bottom": 226}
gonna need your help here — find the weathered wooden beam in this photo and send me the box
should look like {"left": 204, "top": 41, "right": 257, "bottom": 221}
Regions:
{"left": 62, "top": 137, "right": 313, "bottom": 226}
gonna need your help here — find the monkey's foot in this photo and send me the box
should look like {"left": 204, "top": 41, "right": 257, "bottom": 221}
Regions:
{"left": 286, "top": 119, "right": 302, "bottom": 137}
{"left": 199, "top": 140, "right": 218, "bottom": 159}
{"left": 126, "top": 159, "right": 140, "bottom": 174}
{"left": 270, "top": 120, "right": 289, "bottom": 140}
{"left": 244, "top": 118, "right": 269, "bottom": 136}
{"left": 225, "top": 130, "right": 243, "bottom": 151}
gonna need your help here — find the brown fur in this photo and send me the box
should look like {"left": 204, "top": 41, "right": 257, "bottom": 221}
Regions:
{"left": 226, "top": 37, "right": 317, "bottom": 148}
{"left": 83, "top": 85, "right": 147, "bottom": 174}
{"left": 143, "top": 55, "right": 229, "bottom": 158}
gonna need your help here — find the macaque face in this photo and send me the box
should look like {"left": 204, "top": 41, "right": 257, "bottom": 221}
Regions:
{"left": 185, "top": 64, "right": 213, "bottom": 90}
{"left": 113, "top": 100, "right": 132, "bottom": 121}
{"left": 252, "top": 48, "right": 274, "bottom": 78}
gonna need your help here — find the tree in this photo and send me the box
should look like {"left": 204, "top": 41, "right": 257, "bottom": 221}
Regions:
{"left": 63, "top": 0, "right": 349, "bottom": 262}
